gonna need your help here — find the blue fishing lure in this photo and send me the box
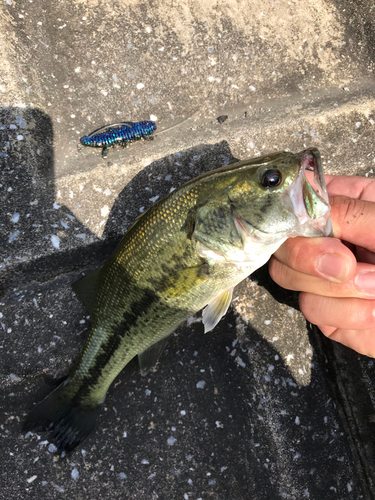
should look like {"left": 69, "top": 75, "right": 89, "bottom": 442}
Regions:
{"left": 80, "top": 120, "right": 157, "bottom": 158}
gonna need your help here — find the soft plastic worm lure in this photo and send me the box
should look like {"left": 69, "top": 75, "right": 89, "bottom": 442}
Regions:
{"left": 79, "top": 120, "right": 157, "bottom": 158}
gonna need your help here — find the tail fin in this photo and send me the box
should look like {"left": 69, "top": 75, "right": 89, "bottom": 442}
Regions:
{"left": 23, "top": 380, "right": 103, "bottom": 452}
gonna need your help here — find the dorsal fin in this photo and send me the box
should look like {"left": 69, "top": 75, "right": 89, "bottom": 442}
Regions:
{"left": 138, "top": 336, "right": 171, "bottom": 376}
{"left": 202, "top": 287, "right": 233, "bottom": 333}
{"left": 72, "top": 267, "right": 102, "bottom": 313}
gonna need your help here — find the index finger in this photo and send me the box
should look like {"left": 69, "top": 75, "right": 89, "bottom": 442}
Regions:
{"left": 325, "top": 175, "right": 375, "bottom": 202}
{"left": 330, "top": 196, "right": 375, "bottom": 253}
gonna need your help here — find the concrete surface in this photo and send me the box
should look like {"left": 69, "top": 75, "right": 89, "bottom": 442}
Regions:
{"left": 1, "top": 0, "right": 375, "bottom": 498}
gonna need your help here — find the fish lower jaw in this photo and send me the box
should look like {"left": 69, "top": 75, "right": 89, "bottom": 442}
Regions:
{"left": 298, "top": 213, "right": 333, "bottom": 237}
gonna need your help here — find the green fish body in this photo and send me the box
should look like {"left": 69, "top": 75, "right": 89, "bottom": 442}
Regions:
{"left": 23, "top": 148, "right": 332, "bottom": 451}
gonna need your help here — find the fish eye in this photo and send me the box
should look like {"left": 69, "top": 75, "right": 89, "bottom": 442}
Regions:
{"left": 260, "top": 169, "right": 282, "bottom": 188}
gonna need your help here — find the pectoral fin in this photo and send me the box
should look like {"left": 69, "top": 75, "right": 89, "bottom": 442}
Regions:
{"left": 202, "top": 287, "right": 233, "bottom": 333}
{"left": 138, "top": 336, "right": 171, "bottom": 376}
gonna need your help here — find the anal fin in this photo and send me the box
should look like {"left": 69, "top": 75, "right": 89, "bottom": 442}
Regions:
{"left": 138, "top": 336, "right": 171, "bottom": 376}
{"left": 202, "top": 287, "right": 234, "bottom": 333}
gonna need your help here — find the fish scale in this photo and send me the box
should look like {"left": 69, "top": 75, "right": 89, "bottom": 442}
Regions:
{"left": 23, "top": 148, "right": 332, "bottom": 451}
{"left": 65, "top": 185, "right": 204, "bottom": 401}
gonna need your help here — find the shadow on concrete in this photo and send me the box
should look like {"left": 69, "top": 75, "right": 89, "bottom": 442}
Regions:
{"left": 251, "top": 264, "right": 300, "bottom": 311}
{"left": 1, "top": 108, "right": 370, "bottom": 499}
{"left": 1, "top": 107, "right": 99, "bottom": 294}
{"left": 308, "top": 321, "right": 375, "bottom": 493}
{"left": 1, "top": 107, "right": 239, "bottom": 296}
{"left": 333, "top": 0, "right": 375, "bottom": 69}
{"left": 2, "top": 290, "right": 360, "bottom": 498}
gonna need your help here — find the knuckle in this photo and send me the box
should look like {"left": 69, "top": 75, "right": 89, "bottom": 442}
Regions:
{"left": 268, "top": 257, "right": 283, "bottom": 283}
{"left": 326, "top": 280, "right": 342, "bottom": 295}
{"left": 288, "top": 240, "right": 305, "bottom": 270}
{"left": 298, "top": 292, "right": 314, "bottom": 319}
{"left": 331, "top": 196, "right": 369, "bottom": 233}
{"left": 269, "top": 258, "right": 293, "bottom": 288}
{"left": 350, "top": 300, "right": 375, "bottom": 328}
{"left": 318, "top": 325, "right": 337, "bottom": 338}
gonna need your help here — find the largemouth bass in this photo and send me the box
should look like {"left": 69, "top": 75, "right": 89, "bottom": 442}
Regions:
{"left": 23, "top": 148, "right": 332, "bottom": 451}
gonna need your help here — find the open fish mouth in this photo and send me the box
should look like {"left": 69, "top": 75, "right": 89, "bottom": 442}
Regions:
{"left": 302, "top": 149, "right": 330, "bottom": 214}
{"left": 287, "top": 148, "right": 333, "bottom": 237}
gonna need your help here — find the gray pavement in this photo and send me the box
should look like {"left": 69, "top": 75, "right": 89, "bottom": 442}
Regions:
{"left": 1, "top": 0, "right": 375, "bottom": 499}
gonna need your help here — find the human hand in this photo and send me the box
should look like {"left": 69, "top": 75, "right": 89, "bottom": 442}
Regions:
{"left": 269, "top": 175, "right": 375, "bottom": 356}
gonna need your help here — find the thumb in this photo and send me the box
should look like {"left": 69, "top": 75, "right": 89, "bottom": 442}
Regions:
{"left": 330, "top": 196, "right": 375, "bottom": 252}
